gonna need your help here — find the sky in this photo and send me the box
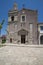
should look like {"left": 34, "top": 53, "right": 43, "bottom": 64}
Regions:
{"left": 0, "top": 0, "right": 43, "bottom": 36}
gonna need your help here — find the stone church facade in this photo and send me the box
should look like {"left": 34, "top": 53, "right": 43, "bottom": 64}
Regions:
{"left": 6, "top": 3, "right": 43, "bottom": 45}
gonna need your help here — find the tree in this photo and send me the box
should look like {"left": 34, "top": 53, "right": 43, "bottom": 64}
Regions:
{"left": 0, "top": 19, "right": 5, "bottom": 37}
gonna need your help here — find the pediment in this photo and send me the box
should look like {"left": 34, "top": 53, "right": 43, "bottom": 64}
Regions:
{"left": 18, "top": 29, "right": 28, "bottom": 35}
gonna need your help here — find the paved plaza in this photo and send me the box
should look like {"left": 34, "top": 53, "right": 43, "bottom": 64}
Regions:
{"left": 0, "top": 44, "right": 43, "bottom": 65}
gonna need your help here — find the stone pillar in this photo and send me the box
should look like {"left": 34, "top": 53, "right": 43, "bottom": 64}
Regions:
{"left": 15, "top": 32, "right": 18, "bottom": 44}
{"left": 6, "top": 34, "right": 10, "bottom": 43}
{"left": 26, "top": 35, "right": 28, "bottom": 44}
{"left": 39, "top": 35, "right": 40, "bottom": 45}
{"left": 28, "top": 33, "right": 29, "bottom": 44}
{"left": 29, "top": 33, "right": 33, "bottom": 45}
{"left": 18, "top": 35, "right": 21, "bottom": 44}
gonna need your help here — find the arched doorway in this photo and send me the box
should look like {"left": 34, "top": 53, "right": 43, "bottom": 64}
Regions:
{"left": 18, "top": 29, "right": 28, "bottom": 44}
{"left": 21, "top": 35, "right": 25, "bottom": 43}
{"left": 40, "top": 35, "right": 43, "bottom": 44}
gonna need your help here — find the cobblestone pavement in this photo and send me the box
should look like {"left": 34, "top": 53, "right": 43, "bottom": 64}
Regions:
{"left": 0, "top": 44, "right": 43, "bottom": 65}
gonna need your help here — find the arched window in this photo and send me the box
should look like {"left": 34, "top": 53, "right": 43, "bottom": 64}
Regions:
{"left": 11, "top": 16, "right": 14, "bottom": 21}
{"left": 40, "top": 35, "right": 43, "bottom": 44}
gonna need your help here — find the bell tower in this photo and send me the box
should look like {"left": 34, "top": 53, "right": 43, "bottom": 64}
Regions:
{"left": 13, "top": 2, "right": 18, "bottom": 11}
{"left": 7, "top": 2, "right": 18, "bottom": 43}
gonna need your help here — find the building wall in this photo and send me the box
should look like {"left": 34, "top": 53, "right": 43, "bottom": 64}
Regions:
{"left": 38, "top": 24, "right": 43, "bottom": 44}
{"left": 7, "top": 3, "right": 38, "bottom": 44}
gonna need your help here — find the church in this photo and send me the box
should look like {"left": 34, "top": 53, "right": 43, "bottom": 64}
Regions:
{"left": 6, "top": 3, "right": 43, "bottom": 45}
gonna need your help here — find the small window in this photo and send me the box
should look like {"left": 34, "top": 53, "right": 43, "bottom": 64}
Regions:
{"left": 22, "top": 16, "right": 25, "bottom": 21}
{"left": 40, "top": 26, "right": 43, "bottom": 30}
{"left": 21, "top": 15, "right": 26, "bottom": 22}
{"left": 11, "top": 16, "right": 14, "bottom": 21}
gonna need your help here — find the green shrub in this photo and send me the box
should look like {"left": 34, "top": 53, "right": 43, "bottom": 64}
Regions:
{"left": 2, "top": 39, "right": 6, "bottom": 44}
